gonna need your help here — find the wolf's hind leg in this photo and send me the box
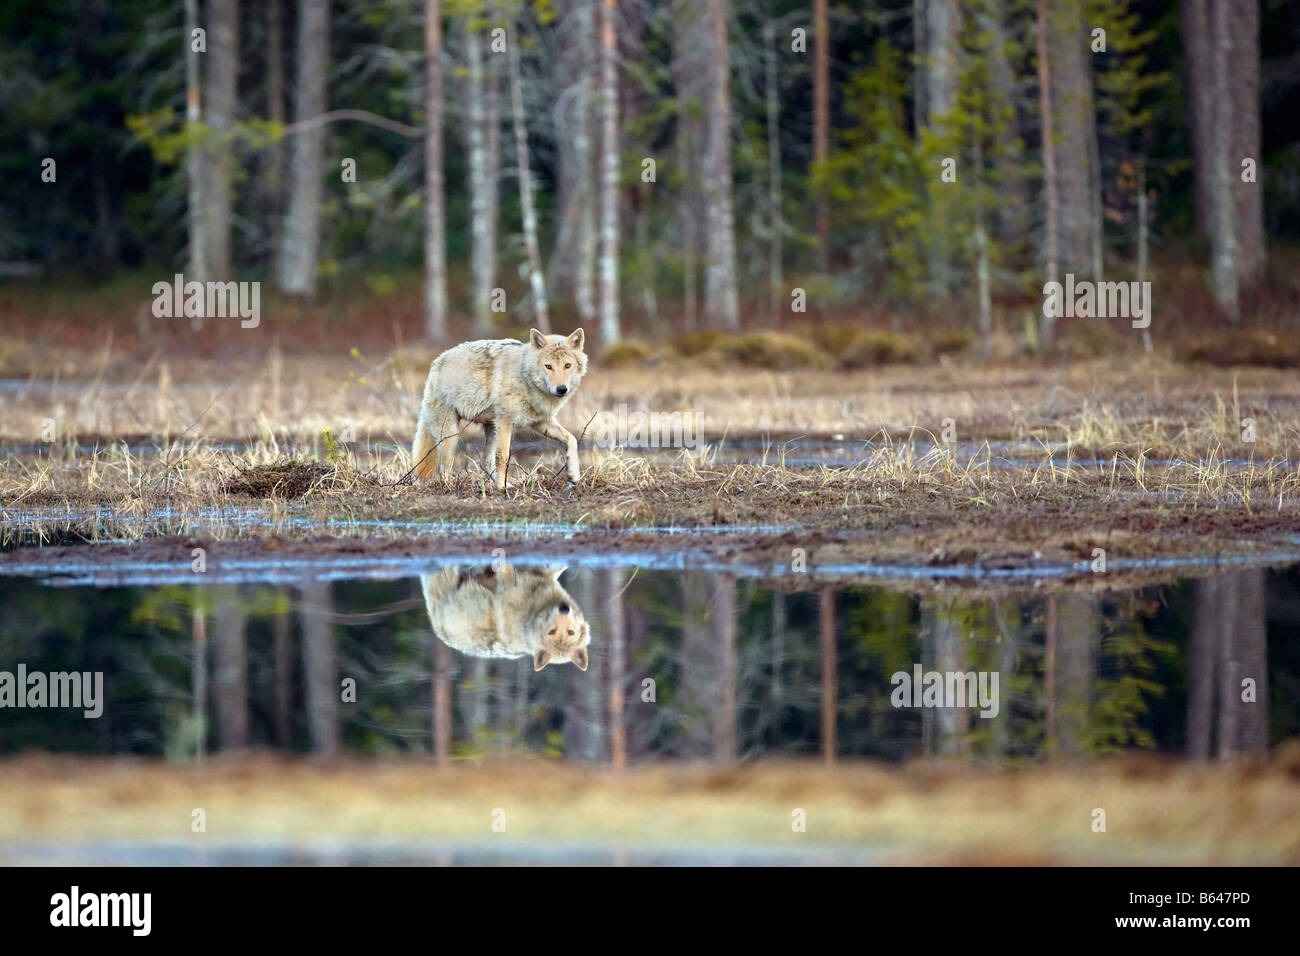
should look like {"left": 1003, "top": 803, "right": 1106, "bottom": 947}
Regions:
{"left": 489, "top": 421, "right": 513, "bottom": 491}
{"left": 429, "top": 404, "right": 461, "bottom": 485}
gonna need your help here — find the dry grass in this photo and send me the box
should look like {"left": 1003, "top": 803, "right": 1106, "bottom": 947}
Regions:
{"left": 2, "top": 750, "right": 1297, "bottom": 863}
{"left": 3, "top": 348, "right": 1300, "bottom": 564}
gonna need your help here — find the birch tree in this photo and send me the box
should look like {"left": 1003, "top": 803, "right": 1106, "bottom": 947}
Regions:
{"left": 425, "top": 0, "right": 448, "bottom": 339}
{"left": 275, "top": 0, "right": 330, "bottom": 296}
{"left": 598, "top": 0, "right": 620, "bottom": 343}
{"left": 507, "top": 19, "right": 549, "bottom": 331}
{"left": 205, "top": 0, "right": 238, "bottom": 281}
{"left": 703, "top": 0, "right": 738, "bottom": 329}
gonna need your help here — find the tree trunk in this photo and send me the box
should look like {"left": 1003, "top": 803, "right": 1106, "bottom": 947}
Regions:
{"left": 205, "top": 0, "right": 239, "bottom": 281}
{"left": 983, "top": 0, "right": 1026, "bottom": 241}
{"left": 598, "top": 0, "right": 621, "bottom": 343}
{"left": 813, "top": 0, "right": 829, "bottom": 270}
{"left": 1036, "top": 0, "right": 1059, "bottom": 346}
{"left": 464, "top": 23, "right": 497, "bottom": 333}
{"left": 553, "top": 0, "right": 596, "bottom": 325}
{"left": 1182, "top": 0, "right": 1213, "bottom": 238}
{"left": 703, "top": 0, "right": 738, "bottom": 329}
{"left": 672, "top": 0, "right": 707, "bottom": 330}
{"left": 1049, "top": 0, "right": 1099, "bottom": 276}
{"left": 1208, "top": 0, "right": 1240, "bottom": 319}
{"left": 424, "top": 0, "right": 448, "bottom": 339}
{"left": 507, "top": 21, "right": 550, "bottom": 331}
{"left": 275, "top": 0, "right": 330, "bottom": 296}
{"left": 1230, "top": 0, "right": 1264, "bottom": 287}
{"left": 764, "top": 19, "right": 782, "bottom": 325}
{"left": 184, "top": 0, "right": 208, "bottom": 287}
{"left": 264, "top": 0, "right": 286, "bottom": 252}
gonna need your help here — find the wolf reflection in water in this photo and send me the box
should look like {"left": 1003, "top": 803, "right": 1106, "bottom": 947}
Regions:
{"left": 421, "top": 565, "right": 591, "bottom": 671}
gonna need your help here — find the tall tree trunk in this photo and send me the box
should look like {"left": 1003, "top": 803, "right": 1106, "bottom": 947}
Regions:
{"left": 764, "top": 19, "right": 782, "bottom": 325}
{"left": 1049, "top": 0, "right": 1099, "bottom": 276}
{"left": 672, "top": 0, "right": 707, "bottom": 330}
{"left": 553, "top": 0, "right": 596, "bottom": 325}
{"left": 983, "top": 0, "right": 1026, "bottom": 241}
{"left": 205, "top": 0, "right": 239, "bottom": 281}
{"left": 1187, "top": 576, "right": 1219, "bottom": 760}
{"left": 424, "top": 0, "right": 448, "bottom": 339}
{"left": 598, "top": 0, "right": 621, "bottom": 343}
{"left": 1208, "top": 0, "right": 1240, "bottom": 319}
{"left": 1182, "top": 0, "right": 1213, "bottom": 238}
{"left": 507, "top": 21, "right": 550, "bottom": 331}
{"left": 265, "top": 0, "right": 285, "bottom": 254}
{"left": 184, "top": 0, "right": 208, "bottom": 287}
{"left": 919, "top": 0, "right": 958, "bottom": 299}
{"left": 1036, "top": 0, "right": 1059, "bottom": 346}
{"left": 703, "top": 0, "right": 738, "bottom": 329}
{"left": 275, "top": 0, "right": 330, "bottom": 296}
{"left": 813, "top": 0, "right": 829, "bottom": 270}
{"left": 1230, "top": 0, "right": 1264, "bottom": 287}
{"left": 465, "top": 23, "right": 497, "bottom": 333}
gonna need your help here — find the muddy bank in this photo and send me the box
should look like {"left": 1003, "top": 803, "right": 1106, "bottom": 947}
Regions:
{"left": 2, "top": 511, "right": 1298, "bottom": 592}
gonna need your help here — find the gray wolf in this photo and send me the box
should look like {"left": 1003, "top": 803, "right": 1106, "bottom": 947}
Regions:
{"left": 421, "top": 564, "right": 590, "bottom": 671}
{"left": 411, "top": 328, "right": 588, "bottom": 490}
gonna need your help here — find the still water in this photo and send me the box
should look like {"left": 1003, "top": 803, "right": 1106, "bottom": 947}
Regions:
{"left": 1, "top": 563, "right": 1296, "bottom": 764}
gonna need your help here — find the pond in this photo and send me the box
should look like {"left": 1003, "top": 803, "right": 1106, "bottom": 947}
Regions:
{"left": 3, "top": 561, "right": 1295, "bottom": 765}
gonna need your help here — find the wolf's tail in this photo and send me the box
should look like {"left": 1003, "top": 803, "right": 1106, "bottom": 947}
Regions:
{"left": 411, "top": 419, "right": 438, "bottom": 481}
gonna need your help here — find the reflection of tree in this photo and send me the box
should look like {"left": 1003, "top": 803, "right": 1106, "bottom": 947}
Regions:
{"left": 819, "top": 587, "right": 837, "bottom": 764}
{"left": 212, "top": 585, "right": 248, "bottom": 750}
{"left": 1189, "top": 570, "right": 1269, "bottom": 760}
{"left": 607, "top": 569, "right": 628, "bottom": 769}
{"left": 299, "top": 579, "right": 339, "bottom": 757}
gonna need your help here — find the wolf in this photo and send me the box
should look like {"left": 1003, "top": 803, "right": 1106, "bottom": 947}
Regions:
{"left": 411, "top": 328, "right": 588, "bottom": 490}
{"left": 421, "top": 564, "right": 590, "bottom": 671}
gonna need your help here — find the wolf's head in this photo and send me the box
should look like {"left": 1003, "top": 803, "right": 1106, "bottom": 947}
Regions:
{"left": 526, "top": 328, "right": 587, "bottom": 399}
{"left": 533, "top": 598, "right": 591, "bottom": 671}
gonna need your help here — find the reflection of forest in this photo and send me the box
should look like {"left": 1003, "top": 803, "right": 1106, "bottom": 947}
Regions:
{"left": 0, "top": 566, "right": 1292, "bottom": 764}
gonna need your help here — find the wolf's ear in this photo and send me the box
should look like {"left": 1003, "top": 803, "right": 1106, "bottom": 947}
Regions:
{"left": 533, "top": 648, "right": 553, "bottom": 671}
{"left": 571, "top": 647, "right": 589, "bottom": 672}
{"left": 567, "top": 328, "right": 585, "bottom": 351}
{"left": 549, "top": 565, "right": 568, "bottom": 580}
{"left": 529, "top": 328, "right": 548, "bottom": 350}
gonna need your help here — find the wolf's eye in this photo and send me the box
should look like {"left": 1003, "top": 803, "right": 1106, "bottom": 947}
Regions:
{"left": 567, "top": 629, "right": 574, "bottom": 637}
{"left": 564, "top": 364, "right": 572, "bottom": 370}
{"left": 545, "top": 364, "right": 553, "bottom": 370}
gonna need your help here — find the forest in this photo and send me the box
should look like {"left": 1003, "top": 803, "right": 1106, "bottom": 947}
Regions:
{"left": 2, "top": 0, "right": 1297, "bottom": 353}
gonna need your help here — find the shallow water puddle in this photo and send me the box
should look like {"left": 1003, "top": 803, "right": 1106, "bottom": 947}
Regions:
{"left": 2, "top": 562, "right": 1295, "bottom": 765}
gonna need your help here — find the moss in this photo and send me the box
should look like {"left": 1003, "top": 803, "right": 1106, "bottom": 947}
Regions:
{"left": 710, "top": 331, "right": 833, "bottom": 370}
{"left": 222, "top": 460, "right": 339, "bottom": 499}
{"left": 839, "top": 330, "right": 926, "bottom": 368}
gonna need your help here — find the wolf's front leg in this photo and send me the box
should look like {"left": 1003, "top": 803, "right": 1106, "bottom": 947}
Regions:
{"left": 539, "top": 418, "right": 580, "bottom": 483}
{"left": 490, "top": 421, "right": 513, "bottom": 491}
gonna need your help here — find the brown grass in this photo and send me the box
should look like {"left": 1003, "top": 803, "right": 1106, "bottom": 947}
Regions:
{"left": 2, "top": 750, "right": 1297, "bottom": 863}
